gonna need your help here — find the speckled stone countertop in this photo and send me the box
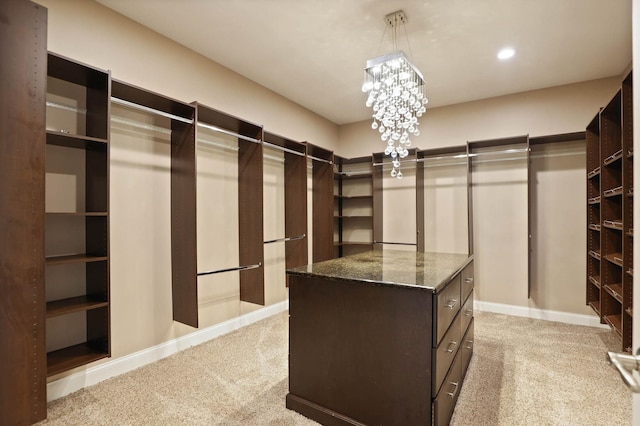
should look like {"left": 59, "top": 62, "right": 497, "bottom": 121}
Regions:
{"left": 287, "top": 250, "right": 472, "bottom": 292}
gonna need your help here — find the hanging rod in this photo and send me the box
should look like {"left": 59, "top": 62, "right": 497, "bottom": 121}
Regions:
{"left": 111, "top": 97, "right": 194, "bottom": 124}
{"left": 197, "top": 262, "right": 261, "bottom": 277}
{"left": 197, "top": 122, "right": 261, "bottom": 145}
{"left": 197, "top": 138, "right": 239, "bottom": 151}
{"left": 111, "top": 115, "right": 172, "bottom": 134}
{"left": 308, "top": 154, "right": 333, "bottom": 165}
{"left": 262, "top": 141, "right": 306, "bottom": 157}
{"left": 374, "top": 241, "right": 417, "bottom": 246}
{"left": 264, "top": 234, "right": 306, "bottom": 244}
{"left": 468, "top": 147, "right": 529, "bottom": 157}
{"left": 46, "top": 101, "right": 87, "bottom": 114}
{"left": 335, "top": 170, "right": 372, "bottom": 177}
{"left": 417, "top": 153, "right": 468, "bottom": 162}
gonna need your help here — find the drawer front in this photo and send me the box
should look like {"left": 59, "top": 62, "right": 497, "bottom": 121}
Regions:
{"left": 461, "top": 289, "right": 474, "bottom": 334}
{"left": 433, "top": 348, "right": 463, "bottom": 426}
{"left": 432, "top": 311, "right": 461, "bottom": 395}
{"left": 461, "top": 261, "right": 474, "bottom": 303}
{"left": 461, "top": 317, "right": 474, "bottom": 377}
{"left": 434, "top": 274, "right": 461, "bottom": 346}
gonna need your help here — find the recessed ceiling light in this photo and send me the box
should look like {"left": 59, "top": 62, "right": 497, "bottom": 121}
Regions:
{"left": 497, "top": 47, "right": 516, "bottom": 60}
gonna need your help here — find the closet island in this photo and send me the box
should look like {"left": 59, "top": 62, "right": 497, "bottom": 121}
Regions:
{"left": 286, "top": 249, "right": 474, "bottom": 426}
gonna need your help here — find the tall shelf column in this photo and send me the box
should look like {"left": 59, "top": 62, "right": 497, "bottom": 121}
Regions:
{"left": 306, "top": 143, "right": 335, "bottom": 262}
{"left": 0, "top": 1, "right": 48, "bottom": 423}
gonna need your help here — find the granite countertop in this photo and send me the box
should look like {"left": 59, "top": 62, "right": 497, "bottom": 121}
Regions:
{"left": 287, "top": 249, "right": 472, "bottom": 292}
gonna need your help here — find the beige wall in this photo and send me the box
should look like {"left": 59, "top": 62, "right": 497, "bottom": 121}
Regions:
{"left": 338, "top": 77, "right": 622, "bottom": 158}
{"left": 36, "top": 0, "right": 339, "bottom": 150}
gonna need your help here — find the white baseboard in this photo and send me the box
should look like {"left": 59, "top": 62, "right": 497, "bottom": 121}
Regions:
{"left": 47, "top": 300, "right": 289, "bottom": 402}
{"left": 474, "top": 300, "right": 609, "bottom": 329}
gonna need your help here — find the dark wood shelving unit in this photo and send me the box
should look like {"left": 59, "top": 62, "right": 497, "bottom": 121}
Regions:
{"left": 197, "top": 103, "right": 265, "bottom": 308}
{"left": 306, "top": 143, "right": 335, "bottom": 262}
{"left": 586, "top": 72, "right": 633, "bottom": 351}
{"left": 334, "top": 156, "right": 374, "bottom": 257}
{"left": 111, "top": 80, "right": 198, "bottom": 326}
{"left": 264, "top": 132, "right": 308, "bottom": 281}
{"left": 45, "top": 52, "right": 111, "bottom": 376}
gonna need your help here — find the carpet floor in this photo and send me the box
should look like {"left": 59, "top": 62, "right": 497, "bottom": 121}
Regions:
{"left": 38, "top": 311, "right": 630, "bottom": 425}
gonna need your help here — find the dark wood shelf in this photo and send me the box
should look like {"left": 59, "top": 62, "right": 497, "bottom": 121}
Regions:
{"left": 45, "top": 254, "right": 108, "bottom": 265}
{"left": 603, "top": 219, "right": 623, "bottom": 230}
{"left": 603, "top": 149, "right": 623, "bottom": 165}
{"left": 604, "top": 314, "right": 623, "bottom": 336}
{"left": 588, "top": 301, "right": 601, "bottom": 316}
{"left": 46, "top": 295, "right": 108, "bottom": 318}
{"left": 46, "top": 211, "right": 108, "bottom": 217}
{"left": 333, "top": 241, "right": 374, "bottom": 247}
{"left": 603, "top": 252, "right": 623, "bottom": 267}
{"left": 47, "top": 343, "right": 109, "bottom": 376}
{"left": 603, "top": 186, "right": 623, "bottom": 197}
{"left": 588, "top": 275, "right": 601, "bottom": 288}
{"left": 587, "top": 167, "right": 601, "bottom": 179}
{"left": 604, "top": 283, "right": 623, "bottom": 303}
{"left": 588, "top": 224, "right": 601, "bottom": 231}
{"left": 46, "top": 130, "right": 108, "bottom": 150}
{"left": 334, "top": 195, "right": 373, "bottom": 200}
{"left": 588, "top": 249, "right": 601, "bottom": 261}
{"left": 588, "top": 196, "right": 601, "bottom": 204}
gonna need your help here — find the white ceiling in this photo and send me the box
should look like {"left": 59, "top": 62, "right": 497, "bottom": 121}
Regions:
{"left": 96, "top": 0, "right": 631, "bottom": 125}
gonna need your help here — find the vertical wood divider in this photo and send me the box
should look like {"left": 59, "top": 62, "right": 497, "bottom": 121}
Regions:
{"left": 171, "top": 114, "right": 198, "bottom": 327}
{"left": 239, "top": 136, "right": 265, "bottom": 304}
{"left": 372, "top": 153, "right": 384, "bottom": 250}
{"left": 0, "top": 1, "right": 48, "bottom": 423}
{"left": 285, "top": 151, "right": 309, "bottom": 269}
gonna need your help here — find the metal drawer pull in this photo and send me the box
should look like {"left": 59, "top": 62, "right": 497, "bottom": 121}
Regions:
{"left": 607, "top": 351, "right": 640, "bottom": 392}
{"left": 465, "top": 339, "right": 474, "bottom": 350}
{"left": 464, "top": 277, "right": 474, "bottom": 283}
{"left": 445, "top": 341, "right": 458, "bottom": 353}
{"left": 447, "top": 381, "right": 459, "bottom": 398}
{"left": 445, "top": 299, "right": 457, "bottom": 309}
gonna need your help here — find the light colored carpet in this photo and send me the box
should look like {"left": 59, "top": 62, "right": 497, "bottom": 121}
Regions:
{"left": 38, "top": 311, "right": 630, "bottom": 425}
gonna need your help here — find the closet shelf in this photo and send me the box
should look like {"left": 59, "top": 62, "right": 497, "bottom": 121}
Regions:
{"left": 47, "top": 343, "right": 109, "bottom": 377}
{"left": 604, "top": 314, "right": 623, "bottom": 337}
{"left": 603, "top": 149, "right": 623, "bottom": 165}
{"left": 588, "top": 224, "right": 601, "bottom": 231}
{"left": 603, "top": 186, "right": 623, "bottom": 197}
{"left": 587, "top": 167, "right": 601, "bottom": 179}
{"left": 588, "top": 301, "right": 601, "bottom": 316}
{"left": 46, "top": 295, "right": 108, "bottom": 318}
{"left": 46, "top": 130, "right": 108, "bottom": 149}
{"left": 588, "top": 249, "right": 601, "bottom": 261}
{"left": 603, "top": 252, "right": 624, "bottom": 267}
{"left": 45, "top": 254, "right": 108, "bottom": 265}
{"left": 588, "top": 196, "right": 601, "bottom": 204}
{"left": 604, "top": 283, "right": 623, "bottom": 303}
{"left": 588, "top": 275, "right": 601, "bottom": 288}
{"left": 603, "top": 220, "right": 623, "bottom": 230}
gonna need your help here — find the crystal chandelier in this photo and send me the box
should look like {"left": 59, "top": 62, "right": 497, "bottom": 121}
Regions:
{"left": 362, "top": 10, "right": 427, "bottom": 178}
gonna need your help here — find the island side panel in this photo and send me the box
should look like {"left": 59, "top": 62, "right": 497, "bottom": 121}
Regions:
{"left": 287, "top": 274, "right": 433, "bottom": 425}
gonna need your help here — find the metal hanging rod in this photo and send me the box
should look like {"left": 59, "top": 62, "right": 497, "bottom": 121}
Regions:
{"left": 197, "top": 138, "right": 239, "bottom": 151}
{"left": 46, "top": 100, "right": 87, "bottom": 114}
{"left": 111, "top": 97, "right": 194, "bottom": 124}
{"left": 264, "top": 234, "right": 306, "bottom": 244}
{"left": 197, "top": 262, "right": 261, "bottom": 277}
{"left": 468, "top": 147, "right": 529, "bottom": 157}
{"left": 374, "top": 241, "right": 417, "bottom": 246}
{"left": 196, "top": 122, "right": 261, "bottom": 145}
{"left": 307, "top": 154, "right": 333, "bottom": 165}
{"left": 262, "top": 141, "right": 306, "bottom": 157}
{"left": 417, "top": 153, "right": 468, "bottom": 162}
{"left": 111, "top": 115, "right": 172, "bottom": 135}
{"left": 335, "top": 170, "right": 372, "bottom": 177}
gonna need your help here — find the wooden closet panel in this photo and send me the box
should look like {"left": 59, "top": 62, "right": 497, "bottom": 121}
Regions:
{"left": 285, "top": 152, "right": 308, "bottom": 269}
{"left": 312, "top": 161, "right": 334, "bottom": 262}
{"left": 0, "top": 0, "right": 48, "bottom": 423}
{"left": 239, "top": 139, "right": 265, "bottom": 304}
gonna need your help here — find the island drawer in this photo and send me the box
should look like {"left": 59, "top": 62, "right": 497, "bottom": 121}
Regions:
{"left": 461, "top": 260, "right": 474, "bottom": 303}
{"left": 432, "top": 311, "right": 461, "bottom": 395}
{"left": 462, "top": 317, "right": 474, "bottom": 375}
{"left": 433, "top": 347, "right": 463, "bottom": 426}
{"left": 461, "top": 290, "right": 473, "bottom": 334}
{"left": 434, "top": 273, "right": 461, "bottom": 346}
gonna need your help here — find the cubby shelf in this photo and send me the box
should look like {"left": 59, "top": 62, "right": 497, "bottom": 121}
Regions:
{"left": 586, "top": 72, "right": 633, "bottom": 351}
{"left": 46, "top": 295, "right": 108, "bottom": 318}
{"left": 47, "top": 343, "right": 109, "bottom": 377}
